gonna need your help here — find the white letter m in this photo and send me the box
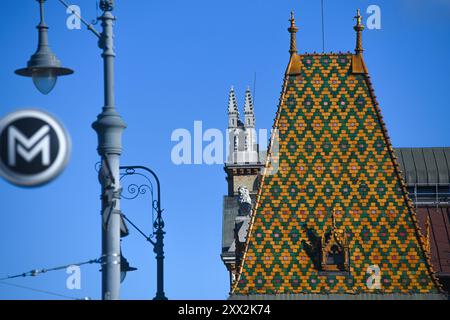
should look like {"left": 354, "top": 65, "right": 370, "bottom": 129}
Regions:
{"left": 8, "top": 125, "right": 51, "bottom": 166}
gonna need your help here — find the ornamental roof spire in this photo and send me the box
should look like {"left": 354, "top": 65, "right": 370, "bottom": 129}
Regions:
{"left": 244, "top": 86, "right": 255, "bottom": 128}
{"left": 227, "top": 86, "right": 239, "bottom": 114}
{"left": 354, "top": 9, "right": 364, "bottom": 55}
{"left": 288, "top": 11, "right": 299, "bottom": 55}
{"left": 244, "top": 87, "right": 254, "bottom": 113}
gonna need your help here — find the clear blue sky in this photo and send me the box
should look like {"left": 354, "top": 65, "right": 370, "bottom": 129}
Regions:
{"left": 0, "top": 0, "right": 449, "bottom": 300}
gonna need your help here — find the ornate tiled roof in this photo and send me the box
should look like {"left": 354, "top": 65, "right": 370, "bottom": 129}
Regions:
{"left": 231, "top": 12, "right": 444, "bottom": 297}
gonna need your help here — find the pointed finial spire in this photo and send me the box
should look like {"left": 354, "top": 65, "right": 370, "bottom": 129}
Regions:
{"left": 288, "top": 11, "right": 299, "bottom": 55}
{"left": 244, "top": 86, "right": 254, "bottom": 112}
{"left": 244, "top": 86, "right": 255, "bottom": 128}
{"left": 228, "top": 86, "right": 239, "bottom": 114}
{"left": 353, "top": 9, "right": 364, "bottom": 55}
{"left": 227, "top": 86, "right": 240, "bottom": 128}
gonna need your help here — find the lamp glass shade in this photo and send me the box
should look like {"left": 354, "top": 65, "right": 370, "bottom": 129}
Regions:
{"left": 32, "top": 68, "right": 57, "bottom": 95}
{"left": 119, "top": 254, "right": 137, "bottom": 284}
{"left": 120, "top": 271, "right": 127, "bottom": 283}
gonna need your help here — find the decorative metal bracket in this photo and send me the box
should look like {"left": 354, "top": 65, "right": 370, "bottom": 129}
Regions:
{"left": 119, "top": 165, "right": 167, "bottom": 300}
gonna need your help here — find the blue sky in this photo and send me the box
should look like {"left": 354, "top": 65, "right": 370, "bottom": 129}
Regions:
{"left": 0, "top": 0, "right": 449, "bottom": 300}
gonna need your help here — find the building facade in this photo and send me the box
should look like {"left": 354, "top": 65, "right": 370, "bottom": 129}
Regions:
{"left": 222, "top": 86, "right": 264, "bottom": 283}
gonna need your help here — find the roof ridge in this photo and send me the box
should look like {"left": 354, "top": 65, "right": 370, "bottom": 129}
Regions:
{"left": 297, "top": 51, "right": 354, "bottom": 56}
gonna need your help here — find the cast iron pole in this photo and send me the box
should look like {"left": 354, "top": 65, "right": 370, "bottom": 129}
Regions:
{"left": 120, "top": 165, "right": 167, "bottom": 300}
{"left": 92, "top": 0, "right": 126, "bottom": 300}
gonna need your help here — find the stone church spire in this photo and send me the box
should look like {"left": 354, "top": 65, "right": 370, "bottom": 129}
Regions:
{"left": 226, "top": 86, "right": 260, "bottom": 164}
{"left": 227, "top": 86, "right": 240, "bottom": 128}
{"left": 244, "top": 87, "right": 255, "bottom": 128}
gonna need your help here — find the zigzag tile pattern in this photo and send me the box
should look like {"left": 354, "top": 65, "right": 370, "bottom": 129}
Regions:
{"left": 232, "top": 54, "right": 441, "bottom": 295}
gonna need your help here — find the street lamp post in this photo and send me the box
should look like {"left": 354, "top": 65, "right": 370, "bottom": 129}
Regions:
{"left": 15, "top": 0, "right": 125, "bottom": 300}
{"left": 92, "top": 0, "right": 126, "bottom": 301}
{"left": 120, "top": 166, "right": 167, "bottom": 300}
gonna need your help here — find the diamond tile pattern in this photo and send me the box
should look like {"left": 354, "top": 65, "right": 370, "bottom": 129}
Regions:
{"left": 232, "top": 54, "right": 441, "bottom": 295}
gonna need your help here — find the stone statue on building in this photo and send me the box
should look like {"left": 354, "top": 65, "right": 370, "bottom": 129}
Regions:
{"left": 238, "top": 186, "right": 252, "bottom": 216}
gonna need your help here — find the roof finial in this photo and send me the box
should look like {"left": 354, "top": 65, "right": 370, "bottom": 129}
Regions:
{"left": 353, "top": 9, "right": 364, "bottom": 55}
{"left": 244, "top": 86, "right": 254, "bottom": 112}
{"left": 288, "top": 11, "right": 299, "bottom": 55}
{"left": 228, "top": 86, "right": 238, "bottom": 114}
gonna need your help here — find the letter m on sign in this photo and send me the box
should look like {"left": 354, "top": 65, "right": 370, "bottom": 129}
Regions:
{"left": 8, "top": 125, "right": 51, "bottom": 166}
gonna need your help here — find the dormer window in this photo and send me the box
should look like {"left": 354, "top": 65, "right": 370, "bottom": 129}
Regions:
{"left": 320, "top": 210, "right": 349, "bottom": 272}
{"left": 323, "top": 242, "right": 346, "bottom": 271}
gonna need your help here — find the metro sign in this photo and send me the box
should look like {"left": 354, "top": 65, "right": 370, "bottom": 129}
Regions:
{"left": 8, "top": 125, "right": 51, "bottom": 166}
{"left": 0, "top": 109, "right": 71, "bottom": 187}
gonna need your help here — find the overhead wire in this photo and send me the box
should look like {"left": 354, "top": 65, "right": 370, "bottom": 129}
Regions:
{"left": 321, "top": 0, "right": 326, "bottom": 52}
{"left": 0, "top": 258, "right": 100, "bottom": 299}
{"left": 0, "top": 280, "right": 90, "bottom": 300}
{"left": 0, "top": 258, "right": 101, "bottom": 281}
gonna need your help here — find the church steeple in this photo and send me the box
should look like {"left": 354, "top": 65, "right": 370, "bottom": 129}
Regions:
{"left": 288, "top": 11, "right": 298, "bottom": 55}
{"left": 228, "top": 86, "right": 239, "bottom": 128}
{"left": 244, "top": 87, "right": 255, "bottom": 128}
{"left": 354, "top": 9, "right": 364, "bottom": 55}
{"left": 225, "top": 86, "right": 260, "bottom": 165}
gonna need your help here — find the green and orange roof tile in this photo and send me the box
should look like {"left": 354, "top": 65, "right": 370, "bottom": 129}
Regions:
{"left": 231, "top": 11, "right": 444, "bottom": 298}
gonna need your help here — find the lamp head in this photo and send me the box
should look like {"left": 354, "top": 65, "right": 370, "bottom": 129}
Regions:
{"left": 14, "top": 0, "right": 73, "bottom": 94}
{"left": 15, "top": 51, "right": 73, "bottom": 95}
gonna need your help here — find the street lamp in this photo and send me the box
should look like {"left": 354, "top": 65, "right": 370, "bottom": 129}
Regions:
{"left": 15, "top": 0, "right": 73, "bottom": 94}
{"left": 15, "top": 0, "right": 126, "bottom": 300}
{"left": 120, "top": 253, "right": 137, "bottom": 284}
{"left": 119, "top": 166, "right": 168, "bottom": 300}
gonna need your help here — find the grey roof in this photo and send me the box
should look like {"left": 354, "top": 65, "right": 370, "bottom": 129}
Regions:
{"left": 395, "top": 147, "right": 450, "bottom": 185}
